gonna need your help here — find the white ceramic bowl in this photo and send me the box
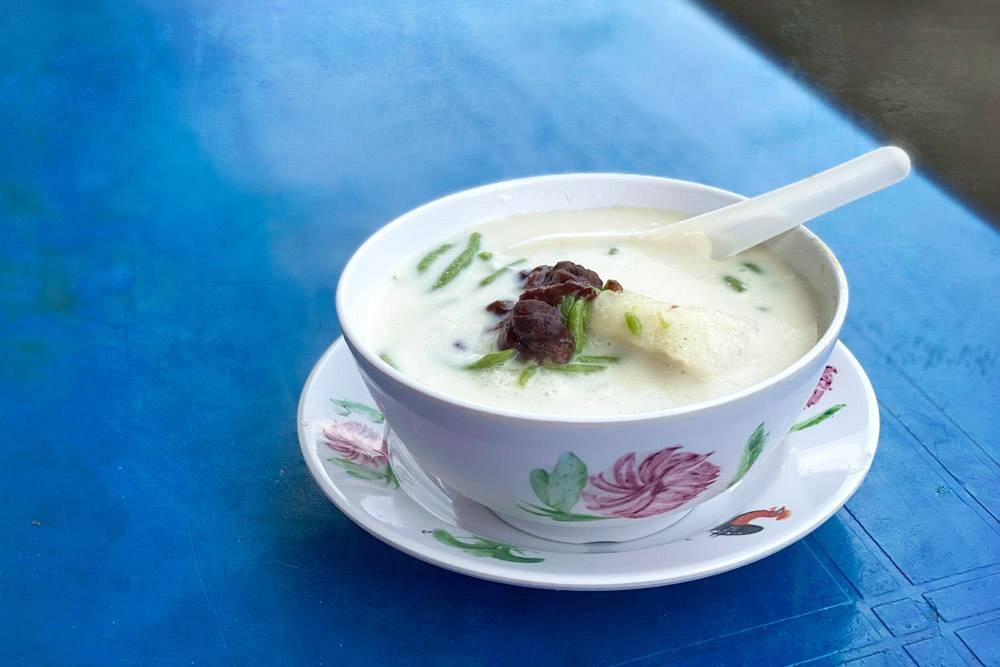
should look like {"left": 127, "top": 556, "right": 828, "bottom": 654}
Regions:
{"left": 336, "top": 174, "right": 847, "bottom": 543}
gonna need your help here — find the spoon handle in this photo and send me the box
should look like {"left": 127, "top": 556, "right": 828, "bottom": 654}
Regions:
{"left": 670, "top": 146, "right": 911, "bottom": 259}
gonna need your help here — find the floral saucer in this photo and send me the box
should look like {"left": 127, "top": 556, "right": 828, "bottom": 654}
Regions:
{"left": 298, "top": 340, "right": 878, "bottom": 590}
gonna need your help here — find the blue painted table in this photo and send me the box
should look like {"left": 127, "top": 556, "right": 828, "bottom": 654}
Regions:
{"left": 3, "top": 2, "right": 998, "bottom": 665}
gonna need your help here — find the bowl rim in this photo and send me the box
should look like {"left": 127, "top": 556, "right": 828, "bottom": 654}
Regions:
{"left": 335, "top": 172, "right": 849, "bottom": 424}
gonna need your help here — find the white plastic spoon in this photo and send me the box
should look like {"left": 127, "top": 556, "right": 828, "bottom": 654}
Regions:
{"left": 511, "top": 146, "right": 911, "bottom": 259}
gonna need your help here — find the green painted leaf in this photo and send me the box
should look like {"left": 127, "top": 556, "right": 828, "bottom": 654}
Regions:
{"left": 430, "top": 528, "right": 465, "bottom": 548}
{"left": 328, "top": 458, "right": 385, "bottom": 481}
{"left": 329, "top": 399, "right": 385, "bottom": 423}
{"left": 517, "top": 503, "right": 607, "bottom": 521}
{"left": 519, "top": 453, "right": 603, "bottom": 519}
{"left": 791, "top": 404, "right": 846, "bottom": 431}
{"left": 728, "top": 423, "right": 768, "bottom": 488}
{"left": 529, "top": 468, "right": 550, "bottom": 506}
{"left": 328, "top": 458, "right": 397, "bottom": 487}
{"left": 547, "top": 511, "right": 607, "bottom": 522}
{"left": 429, "top": 529, "right": 544, "bottom": 563}
{"left": 546, "top": 452, "right": 588, "bottom": 511}
{"left": 489, "top": 548, "right": 545, "bottom": 564}
{"left": 516, "top": 502, "right": 560, "bottom": 518}
{"left": 383, "top": 462, "right": 400, "bottom": 489}
{"left": 345, "top": 469, "right": 384, "bottom": 481}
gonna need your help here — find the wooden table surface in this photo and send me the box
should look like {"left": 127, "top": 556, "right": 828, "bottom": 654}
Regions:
{"left": 2, "top": 2, "right": 998, "bottom": 665}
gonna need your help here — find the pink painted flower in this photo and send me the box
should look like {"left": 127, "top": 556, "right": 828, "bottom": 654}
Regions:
{"left": 320, "top": 421, "right": 389, "bottom": 470}
{"left": 806, "top": 365, "right": 838, "bottom": 408}
{"left": 581, "top": 447, "right": 720, "bottom": 519}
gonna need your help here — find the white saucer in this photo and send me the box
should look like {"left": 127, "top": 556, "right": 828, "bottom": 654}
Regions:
{"left": 298, "top": 340, "right": 878, "bottom": 590}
